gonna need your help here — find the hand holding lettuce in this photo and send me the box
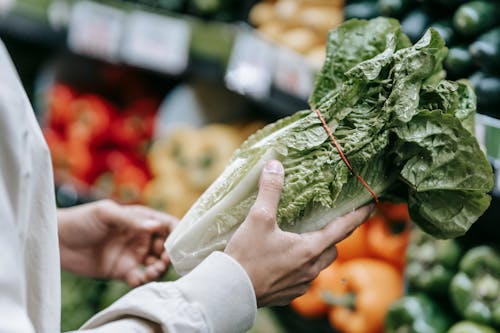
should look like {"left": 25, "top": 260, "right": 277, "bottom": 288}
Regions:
{"left": 166, "top": 17, "right": 494, "bottom": 275}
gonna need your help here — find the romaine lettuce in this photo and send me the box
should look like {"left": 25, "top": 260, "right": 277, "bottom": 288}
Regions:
{"left": 166, "top": 18, "right": 494, "bottom": 275}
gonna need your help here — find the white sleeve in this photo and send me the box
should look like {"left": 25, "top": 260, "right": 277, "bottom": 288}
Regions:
{"left": 0, "top": 191, "right": 36, "bottom": 333}
{"left": 79, "top": 251, "right": 257, "bottom": 333}
{"left": 0, "top": 136, "right": 36, "bottom": 333}
{"left": 0, "top": 43, "right": 37, "bottom": 333}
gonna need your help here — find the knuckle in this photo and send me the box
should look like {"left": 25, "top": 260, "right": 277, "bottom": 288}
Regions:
{"left": 304, "top": 269, "right": 319, "bottom": 283}
{"left": 330, "top": 247, "right": 339, "bottom": 261}
{"left": 250, "top": 206, "right": 275, "bottom": 223}
{"left": 296, "top": 284, "right": 310, "bottom": 297}
{"left": 302, "top": 244, "right": 320, "bottom": 259}
{"left": 97, "top": 199, "right": 116, "bottom": 214}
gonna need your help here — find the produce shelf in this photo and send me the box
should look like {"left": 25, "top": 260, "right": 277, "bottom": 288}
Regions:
{"left": 3, "top": 1, "right": 500, "bottom": 203}
{"left": 0, "top": 11, "right": 65, "bottom": 46}
{"left": 0, "top": 1, "right": 317, "bottom": 117}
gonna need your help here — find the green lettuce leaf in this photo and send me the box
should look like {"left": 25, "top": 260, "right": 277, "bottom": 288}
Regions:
{"left": 166, "top": 18, "right": 494, "bottom": 275}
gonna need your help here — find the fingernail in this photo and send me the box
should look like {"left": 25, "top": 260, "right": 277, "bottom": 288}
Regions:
{"left": 265, "top": 160, "right": 283, "bottom": 174}
{"left": 142, "top": 219, "right": 160, "bottom": 228}
{"left": 367, "top": 203, "right": 376, "bottom": 212}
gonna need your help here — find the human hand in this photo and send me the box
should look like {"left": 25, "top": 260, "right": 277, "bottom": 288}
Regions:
{"left": 225, "top": 160, "right": 374, "bottom": 307}
{"left": 58, "top": 200, "right": 178, "bottom": 287}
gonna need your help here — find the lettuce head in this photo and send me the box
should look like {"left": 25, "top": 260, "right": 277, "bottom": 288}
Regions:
{"left": 166, "top": 18, "right": 494, "bottom": 275}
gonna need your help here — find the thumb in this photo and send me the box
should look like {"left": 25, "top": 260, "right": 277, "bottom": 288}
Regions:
{"left": 247, "top": 160, "right": 285, "bottom": 228}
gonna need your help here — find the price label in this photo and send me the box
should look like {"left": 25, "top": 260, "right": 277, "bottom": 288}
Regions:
{"left": 475, "top": 115, "right": 486, "bottom": 149}
{"left": 274, "top": 47, "right": 315, "bottom": 99}
{"left": 225, "top": 30, "right": 274, "bottom": 99}
{"left": 67, "top": 1, "right": 124, "bottom": 62}
{"left": 121, "top": 11, "right": 191, "bottom": 75}
{"left": 476, "top": 114, "right": 500, "bottom": 160}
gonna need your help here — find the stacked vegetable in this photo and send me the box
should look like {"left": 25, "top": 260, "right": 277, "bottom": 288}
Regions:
{"left": 386, "top": 228, "right": 500, "bottom": 333}
{"left": 42, "top": 82, "right": 159, "bottom": 204}
{"left": 290, "top": 203, "right": 412, "bottom": 333}
{"left": 248, "top": 0, "right": 345, "bottom": 68}
{"left": 143, "top": 122, "right": 264, "bottom": 218}
{"left": 346, "top": 0, "right": 500, "bottom": 119}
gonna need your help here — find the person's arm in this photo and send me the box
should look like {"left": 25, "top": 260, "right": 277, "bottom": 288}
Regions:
{"left": 0, "top": 178, "right": 37, "bottom": 333}
{"left": 0, "top": 40, "right": 40, "bottom": 333}
{"left": 78, "top": 251, "right": 256, "bottom": 333}
{"left": 74, "top": 160, "right": 373, "bottom": 333}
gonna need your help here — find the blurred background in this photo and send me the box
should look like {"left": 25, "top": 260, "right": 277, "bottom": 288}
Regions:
{"left": 1, "top": 0, "right": 499, "bottom": 332}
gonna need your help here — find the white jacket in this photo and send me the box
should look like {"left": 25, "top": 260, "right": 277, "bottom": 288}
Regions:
{"left": 0, "top": 40, "right": 256, "bottom": 333}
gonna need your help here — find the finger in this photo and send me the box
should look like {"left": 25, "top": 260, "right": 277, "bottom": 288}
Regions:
{"left": 145, "top": 255, "right": 158, "bottom": 266}
{"left": 138, "top": 219, "right": 171, "bottom": 234}
{"left": 101, "top": 201, "right": 177, "bottom": 234}
{"left": 248, "top": 160, "right": 284, "bottom": 228}
{"left": 313, "top": 245, "right": 338, "bottom": 272}
{"left": 99, "top": 201, "right": 156, "bottom": 231}
{"left": 135, "top": 207, "right": 179, "bottom": 233}
{"left": 125, "top": 269, "right": 145, "bottom": 288}
{"left": 258, "top": 282, "right": 311, "bottom": 307}
{"left": 144, "top": 261, "right": 166, "bottom": 281}
{"left": 303, "top": 204, "right": 375, "bottom": 251}
{"left": 161, "top": 251, "right": 171, "bottom": 265}
{"left": 153, "top": 237, "right": 165, "bottom": 256}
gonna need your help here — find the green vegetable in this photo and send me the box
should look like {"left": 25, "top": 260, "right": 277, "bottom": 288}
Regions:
{"left": 401, "top": 9, "right": 431, "bottom": 42}
{"left": 449, "top": 246, "right": 500, "bottom": 327}
{"left": 445, "top": 46, "right": 474, "bottom": 78}
{"left": 469, "top": 72, "right": 500, "bottom": 109}
{"left": 406, "top": 228, "right": 462, "bottom": 295}
{"left": 453, "top": 1, "right": 500, "bottom": 37}
{"left": 447, "top": 320, "right": 498, "bottom": 333}
{"left": 433, "top": 0, "right": 466, "bottom": 6}
{"left": 377, "top": 0, "right": 412, "bottom": 17}
{"left": 469, "top": 27, "right": 500, "bottom": 75}
{"left": 385, "top": 293, "right": 451, "bottom": 333}
{"left": 344, "top": 1, "right": 380, "bottom": 20}
{"left": 165, "top": 18, "right": 494, "bottom": 275}
{"left": 431, "top": 20, "right": 456, "bottom": 45}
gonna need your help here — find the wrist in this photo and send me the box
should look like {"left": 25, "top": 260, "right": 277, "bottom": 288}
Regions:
{"left": 56, "top": 205, "right": 93, "bottom": 274}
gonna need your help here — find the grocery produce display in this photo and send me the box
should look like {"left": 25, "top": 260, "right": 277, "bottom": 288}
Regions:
{"left": 346, "top": 0, "right": 500, "bottom": 120}
{"left": 386, "top": 228, "right": 500, "bottom": 333}
{"left": 1, "top": 1, "right": 499, "bottom": 333}
{"left": 41, "top": 65, "right": 163, "bottom": 204}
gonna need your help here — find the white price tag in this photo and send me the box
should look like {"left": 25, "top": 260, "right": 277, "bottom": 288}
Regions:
{"left": 493, "top": 160, "right": 500, "bottom": 193}
{"left": 475, "top": 114, "right": 487, "bottom": 150}
{"left": 67, "top": 1, "right": 124, "bottom": 62}
{"left": 225, "top": 30, "right": 274, "bottom": 99}
{"left": 121, "top": 11, "right": 191, "bottom": 75}
{"left": 274, "top": 47, "right": 314, "bottom": 100}
{"left": 496, "top": 166, "right": 500, "bottom": 193}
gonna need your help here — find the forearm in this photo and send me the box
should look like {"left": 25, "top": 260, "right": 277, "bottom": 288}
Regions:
{"left": 57, "top": 206, "right": 85, "bottom": 273}
{"left": 57, "top": 203, "right": 104, "bottom": 275}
